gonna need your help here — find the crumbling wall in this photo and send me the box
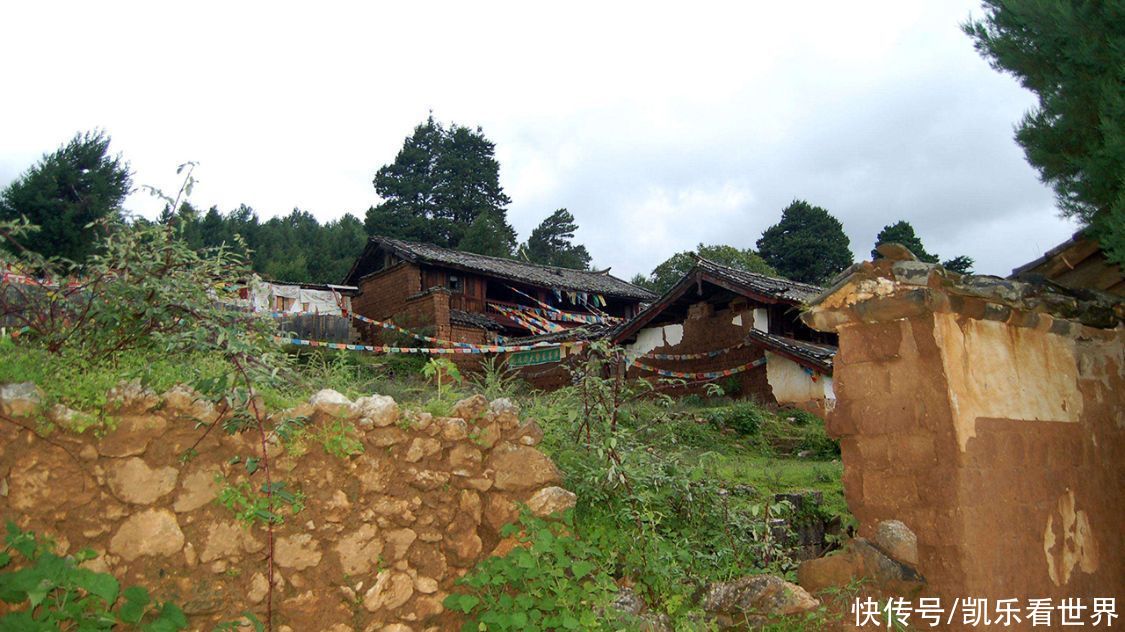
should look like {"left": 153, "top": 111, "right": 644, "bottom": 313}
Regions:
{"left": 624, "top": 301, "right": 773, "bottom": 401}
{"left": 803, "top": 258, "right": 1124, "bottom": 624}
{"left": 0, "top": 386, "right": 573, "bottom": 632}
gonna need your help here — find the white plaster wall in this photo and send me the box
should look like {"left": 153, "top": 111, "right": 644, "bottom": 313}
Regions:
{"left": 752, "top": 308, "right": 768, "bottom": 332}
{"left": 765, "top": 352, "right": 833, "bottom": 405}
{"left": 625, "top": 324, "right": 685, "bottom": 362}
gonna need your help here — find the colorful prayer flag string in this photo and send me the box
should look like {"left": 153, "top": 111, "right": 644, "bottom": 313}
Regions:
{"left": 630, "top": 356, "right": 767, "bottom": 379}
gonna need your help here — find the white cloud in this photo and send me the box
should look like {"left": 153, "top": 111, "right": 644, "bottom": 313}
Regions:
{"left": 0, "top": 0, "right": 1075, "bottom": 280}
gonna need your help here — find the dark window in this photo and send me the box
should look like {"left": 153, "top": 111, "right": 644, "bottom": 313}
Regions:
{"left": 448, "top": 274, "right": 463, "bottom": 293}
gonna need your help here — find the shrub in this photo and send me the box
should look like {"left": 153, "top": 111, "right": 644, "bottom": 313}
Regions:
{"left": 0, "top": 522, "right": 188, "bottom": 629}
{"left": 444, "top": 510, "right": 617, "bottom": 631}
{"left": 701, "top": 402, "right": 768, "bottom": 436}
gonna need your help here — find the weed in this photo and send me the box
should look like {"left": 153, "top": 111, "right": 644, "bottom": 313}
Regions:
{"left": 318, "top": 417, "right": 364, "bottom": 459}
{"left": 215, "top": 477, "right": 306, "bottom": 526}
{"left": 0, "top": 522, "right": 188, "bottom": 629}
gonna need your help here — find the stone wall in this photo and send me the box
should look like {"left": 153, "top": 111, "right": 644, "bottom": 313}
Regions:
{"left": 803, "top": 257, "right": 1124, "bottom": 627}
{"left": 0, "top": 385, "right": 573, "bottom": 632}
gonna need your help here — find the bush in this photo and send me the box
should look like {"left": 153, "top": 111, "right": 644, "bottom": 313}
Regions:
{"left": 445, "top": 510, "right": 617, "bottom": 631}
{"left": 700, "top": 402, "right": 768, "bottom": 436}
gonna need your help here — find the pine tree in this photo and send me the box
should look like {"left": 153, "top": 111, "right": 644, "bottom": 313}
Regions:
{"left": 365, "top": 115, "right": 517, "bottom": 252}
{"left": 756, "top": 200, "right": 853, "bottom": 284}
{"left": 964, "top": 1, "right": 1125, "bottom": 265}
{"left": 0, "top": 131, "right": 132, "bottom": 263}
{"left": 872, "top": 221, "right": 940, "bottom": 263}
{"left": 457, "top": 211, "right": 517, "bottom": 258}
{"left": 523, "top": 208, "right": 592, "bottom": 270}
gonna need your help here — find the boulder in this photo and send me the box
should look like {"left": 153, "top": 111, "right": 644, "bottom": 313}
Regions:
{"left": 511, "top": 419, "right": 544, "bottom": 446}
{"left": 352, "top": 394, "right": 399, "bottom": 427}
{"left": 873, "top": 519, "right": 918, "bottom": 566}
{"left": 275, "top": 533, "right": 323, "bottom": 570}
{"left": 450, "top": 394, "right": 488, "bottom": 421}
{"left": 703, "top": 575, "right": 819, "bottom": 629}
{"left": 97, "top": 414, "right": 168, "bottom": 458}
{"left": 363, "top": 570, "right": 414, "bottom": 612}
{"left": 405, "top": 437, "right": 443, "bottom": 463}
{"left": 162, "top": 384, "right": 217, "bottom": 421}
{"left": 309, "top": 389, "right": 352, "bottom": 416}
{"left": 107, "top": 379, "right": 161, "bottom": 413}
{"left": 384, "top": 528, "right": 418, "bottom": 561}
{"left": 174, "top": 467, "right": 222, "bottom": 513}
{"left": 489, "top": 398, "right": 521, "bottom": 429}
{"left": 486, "top": 445, "right": 562, "bottom": 491}
{"left": 443, "top": 514, "right": 483, "bottom": 566}
{"left": 0, "top": 382, "right": 43, "bottom": 417}
{"left": 109, "top": 509, "right": 185, "bottom": 561}
{"left": 527, "top": 486, "right": 577, "bottom": 517}
{"left": 851, "top": 538, "right": 925, "bottom": 595}
{"left": 797, "top": 550, "right": 863, "bottom": 594}
{"left": 335, "top": 524, "right": 384, "bottom": 575}
{"left": 200, "top": 521, "right": 263, "bottom": 563}
{"left": 107, "top": 457, "right": 178, "bottom": 505}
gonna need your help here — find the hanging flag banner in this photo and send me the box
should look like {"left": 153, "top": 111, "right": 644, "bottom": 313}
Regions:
{"left": 631, "top": 356, "right": 767, "bottom": 379}
{"left": 347, "top": 312, "right": 477, "bottom": 348}
{"left": 275, "top": 336, "right": 577, "bottom": 355}
{"left": 637, "top": 342, "right": 747, "bottom": 361}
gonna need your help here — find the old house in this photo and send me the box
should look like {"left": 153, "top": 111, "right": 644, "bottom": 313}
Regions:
{"left": 612, "top": 258, "right": 837, "bottom": 412}
{"left": 342, "top": 236, "right": 655, "bottom": 347}
{"left": 1010, "top": 229, "right": 1124, "bottom": 296}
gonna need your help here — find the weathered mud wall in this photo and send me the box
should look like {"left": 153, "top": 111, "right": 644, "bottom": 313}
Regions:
{"left": 0, "top": 386, "right": 573, "bottom": 632}
{"left": 803, "top": 258, "right": 1124, "bottom": 626}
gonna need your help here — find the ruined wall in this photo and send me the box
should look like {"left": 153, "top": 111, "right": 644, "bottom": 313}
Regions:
{"left": 0, "top": 385, "right": 573, "bottom": 632}
{"left": 763, "top": 352, "right": 834, "bottom": 415}
{"left": 624, "top": 301, "right": 773, "bottom": 401}
{"left": 803, "top": 259, "right": 1124, "bottom": 626}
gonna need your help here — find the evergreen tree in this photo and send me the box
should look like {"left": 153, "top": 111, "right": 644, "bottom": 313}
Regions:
{"left": 0, "top": 131, "right": 132, "bottom": 263}
{"left": 941, "top": 255, "right": 976, "bottom": 275}
{"left": 523, "top": 208, "right": 592, "bottom": 270}
{"left": 457, "top": 211, "right": 517, "bottom": 258}
{"left": 365, "top": 115, "right": 517, "bottom": 251}
{"left": 872, "top": 220, "right": 940, "bottom": 263}
{"left": 756, "top": 200, "right": 853, "bottom": 284}
{"left": 639, "top": 243, "right": 776, "bottom": 294}
{"left": 964, "top": 1, "right": 1125, "bottom": 265}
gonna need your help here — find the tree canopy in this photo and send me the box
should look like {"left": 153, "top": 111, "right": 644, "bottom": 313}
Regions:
{"left": 364, "top": 115, "right": 517, "bottom": 255}
{"left": 154, "top": 204, "right": 367, "bottom": 284}
{"left": 633, "top": 243, "right": 775, "bottom": 294}
{"left": 756, "top": 200, "right": 853, "bottom": 284}
{"left": 522, "top": 208, "right": 592, "bottom": 270}
{"left": 0, "top": 131, "right": 132, "bottom": 263}
{"left": 872, "top": 220, "right": 975, "bottom": 274}
{"left": 964, "top": 0, "right": 1125, "bottom": 265}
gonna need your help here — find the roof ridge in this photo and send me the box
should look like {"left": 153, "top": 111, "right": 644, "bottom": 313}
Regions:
{"left": 372, "top": 235, "right": 651, "bottom": 291}
{"left": 694, "top": 256, "right": 824, "bottom": 291}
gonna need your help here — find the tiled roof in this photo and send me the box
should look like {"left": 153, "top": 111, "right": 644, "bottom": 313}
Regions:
{"left": 346, "top": 236, "right": 656, "bottom": 301}
{"left": 450, "top": 309, "right": 504, "bottom": 331}
{"left": 746, "top": 329, "right": 835, "bottom": 373}
{"left": 695, "top": 258, "right": 823, "bottom": 303}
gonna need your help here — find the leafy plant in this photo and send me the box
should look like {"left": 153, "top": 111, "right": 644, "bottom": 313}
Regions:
{"left": 318, "top": 417, "right": 364, "bottom": 458}
{"left": 469, "top": 355, "right": 523, "bottom": 400}
{"left": 444, "top": 510, "right": 616, "bottom": 631}
{"left": 215, "top": 477, "right": 306, "bottom": 527}
{"left": 0, "top": 522, "right": 188, "bottom": 630}
{"left": 421, "top": 357, "right": 462, "bottom": 401}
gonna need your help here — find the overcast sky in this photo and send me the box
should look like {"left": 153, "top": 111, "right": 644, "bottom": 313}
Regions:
{"left": 0, "top": 1, "right": 1079, "bottom": 280}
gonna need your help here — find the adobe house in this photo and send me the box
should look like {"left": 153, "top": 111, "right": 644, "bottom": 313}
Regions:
{"left": 612, "top": 258, "right": 837, "bottom": 412}
{"left": 342, "top": 236, "right": 655, "bottom": 347}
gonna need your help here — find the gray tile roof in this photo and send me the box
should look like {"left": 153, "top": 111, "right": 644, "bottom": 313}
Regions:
{"left": 696, "top": 258, "right": 823, "bottom": 303}
{"left": 347, "top": 236, "right": 656, "bottom": 301}
{"left": 746, "top": 329, "right": 835, "bottom": 373}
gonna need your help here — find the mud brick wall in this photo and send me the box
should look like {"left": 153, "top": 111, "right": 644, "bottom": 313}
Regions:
{"left": 626, "top": 302, "right": 773, "bottom": 402}
{"left": 804, "top": 259, "right": 1124, "bottom": 625}
{"left": 0, "top": 385, "right": 574, "bottom": 632}
{"left": 353, "top": 263, "right": 423, "bottom": 322}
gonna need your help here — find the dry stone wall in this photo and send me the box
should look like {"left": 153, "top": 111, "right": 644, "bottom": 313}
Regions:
{"left": 0, "top": 385, "right": 573, "bottom": 631}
